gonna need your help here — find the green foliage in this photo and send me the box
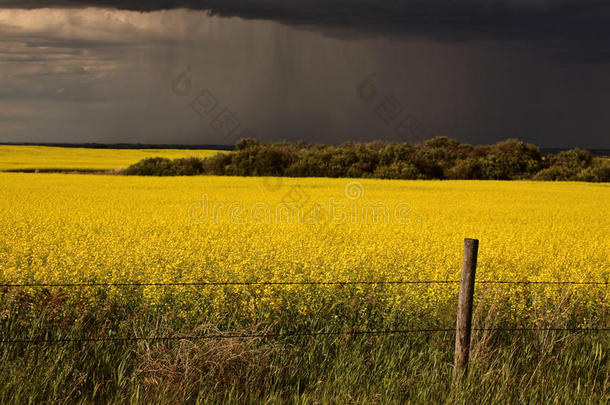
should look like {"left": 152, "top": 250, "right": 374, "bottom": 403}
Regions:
{"left": 235, "top": 138, "right": 260, "bottom": 151}
{"left": 1, "top": 293, "right": 608, "bottom": 404}
{"left": 122, "top": 157, "right": 206, "bottom": 176}
{"left": 373, "top": 162, "right": 419, "bottom": 179}
{"left": 122, "top": 138, "right": 607, "bottom": 182}
{"left": 575, "top": 160, "right": 610, "bottom": 182}
{"left": 534, "top": 150, "right": 609, "bottom": 182}
{"left": 122, "top": 157, "right": 177, "bottom": 176}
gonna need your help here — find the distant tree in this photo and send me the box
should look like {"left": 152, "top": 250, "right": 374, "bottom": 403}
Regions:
{"left": 121, "top": 138, "right": 602, "bottom": 182}
{"left": 235, "top": 138, "right": 260, "bottom": 150}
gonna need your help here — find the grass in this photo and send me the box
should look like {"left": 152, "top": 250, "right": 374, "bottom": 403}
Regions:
{"left": 0, "top": 295, "right": 608, "bottom": 404}
{"left": 0, "top": 145, "right": 221, "bottom": 172}
{"left": 0, "top": 284, "right": 608, "bottom": 404}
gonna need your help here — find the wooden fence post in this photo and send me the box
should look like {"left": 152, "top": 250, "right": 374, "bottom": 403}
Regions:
{"left": 454, "top": 238, "right": 479, "bottom": 380}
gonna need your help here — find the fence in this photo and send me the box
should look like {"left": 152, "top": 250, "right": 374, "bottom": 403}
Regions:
{"left": 1, "top": 239, "right": 609, "bottom": 378}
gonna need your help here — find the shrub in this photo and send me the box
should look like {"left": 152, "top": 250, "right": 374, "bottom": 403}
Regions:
{"left": 534, "top": 149, "right": 594, "bottom": 181}
{"left": 123, "top": 157, "right": 177, "bottom": 176}
{"left": 121, "top": 139, "right": 604, "bottom": 182}
{"left": 373, "top": 163, "right": 419, "bottom": 179}
{"left": 534, "top": 166, "right": 577, "bottom": 181}
{"left": 485, "top": 139, "right": 543, "bottom": 179}
{"left": 202, "top": 153, "right": 232, "bottom": 175}
{"left": 235, "top": 138, "right": 260, "bottom": 151}
{"left": 549, "top": 149, "right": 592, "bottom": 169}
{"left": 173, "top": 157, "right": 205, "bottom": 175}
{"left": 445, "top": 158, "right": 485, "bottom": 180}
{"left": 575, "top": 160, "right": 610, "bottom": 182}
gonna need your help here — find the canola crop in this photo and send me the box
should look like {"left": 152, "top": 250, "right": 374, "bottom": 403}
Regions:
{"left": 0, "top": 145, "right": 220, "bottom": 171}
{"left": 0, "top": 173, "right": 608, "bottom": 324}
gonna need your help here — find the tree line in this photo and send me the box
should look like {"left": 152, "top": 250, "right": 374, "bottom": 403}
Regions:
{"left": 122, "top": 137, "right": 610, "bottom": 182}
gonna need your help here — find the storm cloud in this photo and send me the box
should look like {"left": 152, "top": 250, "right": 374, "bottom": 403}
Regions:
{"left": 1, "top": 0, "right": 610, "bottom": 41}
{"left": 1, "top": 2, "right": 609, "bottom": 148}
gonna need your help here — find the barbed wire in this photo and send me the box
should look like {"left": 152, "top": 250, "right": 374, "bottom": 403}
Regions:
{"left": 0, "top": 281, "right": 458, "bottom": 288}
{"left": 1, "top": 327, "right": 608, "bottom": 345}
{"left": 475, "top": 281, "right": 609, "bottom": 285}
{"left": 0, "top": 280, "right": 607, "bottom": 288}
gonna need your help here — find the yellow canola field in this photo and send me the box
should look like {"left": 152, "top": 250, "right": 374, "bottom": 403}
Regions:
{"left": 0, "top": 145, "right": 220, "bottom": 171}
{"left": 0, "top": 173, "right": 608, "bottom": 319}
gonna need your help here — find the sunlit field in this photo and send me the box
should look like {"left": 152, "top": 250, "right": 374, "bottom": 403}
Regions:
{"left": 0, "top": 145, "right": 220, "bottom": 171}
{"left": 1, "top": 173, "right": 608, "bottom": 319}
{"left": 1, "top": 172, "right": 609, "bottom": 403}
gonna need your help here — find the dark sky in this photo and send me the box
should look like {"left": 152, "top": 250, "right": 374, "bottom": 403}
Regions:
{"left": 1, "top": 1, "right": 609, "bottom": 147}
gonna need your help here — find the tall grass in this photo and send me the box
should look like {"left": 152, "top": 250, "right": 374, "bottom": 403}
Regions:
{"left": 0, "top": 289, "right": 607, "bottom": 404}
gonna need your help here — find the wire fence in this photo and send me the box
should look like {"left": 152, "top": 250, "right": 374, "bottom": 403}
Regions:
{"left": 2, "top": 328, "right": 610, "bottom": 345}
{"left": 1, "top": 278, "right": 608, "bottom": 345}
{"left": 1, "top": 280, "right": 608, "bottom": 288}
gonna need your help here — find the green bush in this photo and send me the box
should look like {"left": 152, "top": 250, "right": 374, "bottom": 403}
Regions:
{"left": 122, "top": 157, "right": 177, "bottom": 176}
{"left": 445, "top": 158, "right": 485, "bottom": 180}
{"left": 122, "top": 139, "right": 607, "bottom": 182}
{"left": 533, "top": 149, "right": 595, "bottom": 181}
{"left": 575, "top": 159, "right": 610, "bottom": 182}
{"left": 373, "top": 162, "right": 419, "bottom": 179}
{"left": 533, "top": 165, "right": 577, "bottom": 181}
{"left": 201, "top": 153, "right": 232, "bottom": 175}
{"left": 122, "top": 157, "right": 205, "bottom": 176}
{"left": 235, "top": 137, "right": 260, "bottom": 150}
{"left": 172, "top": 157, "right": 205, "bottom": 175}
{"left": 549, "top": 148, "right": 592, "bottom": 169}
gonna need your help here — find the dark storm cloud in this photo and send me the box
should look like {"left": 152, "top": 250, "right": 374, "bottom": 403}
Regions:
{"left": 1, "top": 0, "right": 610, "bottom": 42}
{"left": 1, "top": 4, "right": 609, "bottom": 148}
